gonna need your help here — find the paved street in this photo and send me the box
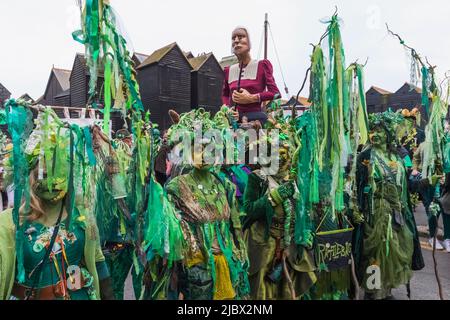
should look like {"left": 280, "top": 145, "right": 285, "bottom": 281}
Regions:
{"left": 391, "top": 203, "right": 450, "bottom": 300}
{"left": 391, "top": 241, "right": 450, "bottom": 300}
{"left": 124, "top": 203, "right": 450, "bottom": 300}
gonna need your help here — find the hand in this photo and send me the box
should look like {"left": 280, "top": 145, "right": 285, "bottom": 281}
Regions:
{"left": 270, "top": 181, "right": 296, "bottom": 205}
{"left": 430, "top": 175, "right": 443, "bottom": 186}
{"left": 229, "top": 107, "right": 239, "bottom": 122}
{"left": 278, "top": 181, "right": 296, "bottom": 199}
{"left": 352, "top": 210, "right": 365, "bottom": 225}
{"left": 232, "top": 89, "right": 259, "bottom": 105}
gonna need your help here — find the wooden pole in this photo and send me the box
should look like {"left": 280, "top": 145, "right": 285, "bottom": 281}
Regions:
{"left": 264, "top": 13, "right": 268, "bottom": 60}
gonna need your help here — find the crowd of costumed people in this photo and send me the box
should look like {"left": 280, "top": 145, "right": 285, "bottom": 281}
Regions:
{"left": 0, "top": 1, "right": 449, "bottom": 301}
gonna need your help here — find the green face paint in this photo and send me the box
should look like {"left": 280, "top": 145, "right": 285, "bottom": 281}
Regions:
{"left": 192, "top": 148, "right": 214, "bottom": 170}
{"left": 33, "top": 178, "right": 67, "bottom": 203}
{"left": 273, "top": 146, "right": 292, "bottom": 180}
{"left": 370, "top": 127, "right": 387, "bottom": 147}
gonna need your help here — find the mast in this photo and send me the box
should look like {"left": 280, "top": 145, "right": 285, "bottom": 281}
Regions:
{"left": 264, "top": 13, "right": 268, "bottom": 60}
{"left": 263, "top": 12, "right": 289, "bottom": 96}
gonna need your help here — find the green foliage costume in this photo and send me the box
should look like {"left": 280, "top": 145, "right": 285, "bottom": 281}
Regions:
{"left": 143, "top": 108, "right": 249, "bottom": 300}
{"left": 290, "top": 14, "right": 369, "bottom": 300}
{"left": 355, "top": 111, "right": 424, "bottom": 299}
{"left": 72, "top": 0, "right": 166, "bottom": 301}
{"left": 243, "top": 169, "right": 317, "bottom": 300}
{"left": 0, "top": 208, "right": 107, "bottom": 300}
{"left": 165, "top": 171, "right": 248, "bottom": 300}
{"left": 0, "top": 101, "right": 110, "bottom": 300}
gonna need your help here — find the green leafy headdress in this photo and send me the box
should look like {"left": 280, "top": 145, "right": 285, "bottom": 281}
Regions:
{"left": 167, "top": 107, "right": 234, "bottom": 166}
{"left": 368, "top": 109, "right": 405, "bottom": 147}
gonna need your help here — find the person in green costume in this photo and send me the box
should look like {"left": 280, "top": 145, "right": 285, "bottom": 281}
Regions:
{"left": 355, "top": 112, "right": 424, "bottom": 300}
{"left": 411, "top": 142, "right": 448, "bottom": 251}
{"left": 94, "top": 127, "right": 143, "bottom": 300}
{"left": 242, "top": 132, "right": 317, "bottom": 300}
{"left": 0, "top": 158, "right": 114, "bottom": 300}
{"left": 144, "top": 109, "right": 249, "bottom": 300}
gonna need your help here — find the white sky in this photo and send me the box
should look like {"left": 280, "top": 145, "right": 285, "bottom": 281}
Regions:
{"left": 1, "top": 0, "right": 450, "bottom": 100}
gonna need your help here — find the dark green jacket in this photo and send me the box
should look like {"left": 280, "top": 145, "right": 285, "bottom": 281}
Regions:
{"left": 242, "top": 172, "right": 275, "bottom": 239}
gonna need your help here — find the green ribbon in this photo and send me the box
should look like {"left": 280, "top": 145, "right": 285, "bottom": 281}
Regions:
{"left": 83, "top": 126, "right": 97, "bottom": 166}
{"left": 103, "top": 58, "right": 112, "bottom": 134}
{"left": 5, "top": 99, "right": 33, "bottom": 284}
{"left": 66, "top": 126, "right": 75, "bottom": 231}
{"left": 356, "top": 65, "right": 369, "bottom": 145}
{"left": 421, "top": 66, "right": 430, "bottom": 117}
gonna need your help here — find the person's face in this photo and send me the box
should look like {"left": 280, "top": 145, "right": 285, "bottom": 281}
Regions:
{"left": 260, "top": 145, "right": 291, "bottom": 179}
{"left": 33, "top": 178, "right": 67, "bottom": 203}
{"left": 369, "top": 127, "right": 387, "bottom": 147}
{"left": 232, "top": 29, "right": 250, "bottom": 56}
{"left": 192, "top": 143, "right": 215, "bottom": 171}
{"left": 32, "top": 166, "right": 67, "bottom": 203}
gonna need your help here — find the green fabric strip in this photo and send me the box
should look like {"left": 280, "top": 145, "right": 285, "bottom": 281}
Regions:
{"left": 5, "top": 99, "right": 34, "bottom": 284}
{"left": 103, "top": 59, "right": 112, "bottom": 134}
{"left": 83, "top": 126, "right": 97, "bottom": 166}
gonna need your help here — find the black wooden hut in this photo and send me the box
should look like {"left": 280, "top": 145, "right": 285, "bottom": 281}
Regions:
{"left": 18, "top": 93, "right": 35, "bottom": 104}
{"left": 366, "top": 86, "right": 392, "bottom": 114}
{"left": 54, "top": 90, "right": 71, "bottom": 107}
{"left": 188, "top": 53, "right": 224, "bottom": 114}
{"left": 389, "top": 83, "right": 423, "bottom": 111}
{"left": 0, "top": 83, "right": 11, "bottom": 134}
{"left": 136, "top": 42, "right": 193, "bottom": 130}
{"left": 41, "top": 67, "right": 71, "bottom": 106}
{"left": 68, "top": 53, "right": 128, "bottom": 132}
{"left": 70, "top": 53, "right": 104, "bottom": 108}
{"left": 390, "top": 82, "right": 430, "bottom": 124}
{"left": 0, "top": 83, "right": 11, "bottom": 107}
{"left": 132, "top": 52, "right": 149, "bottom": 69}
{"left": 365, "top": 83, "right": 431, "bottom": 127}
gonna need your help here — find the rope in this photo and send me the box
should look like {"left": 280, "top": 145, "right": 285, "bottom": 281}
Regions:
{"left": 268, "top": 23, "right": 289, "bottom": 95}
{"left": 256, "top": 26, "right": 264, "bottom": 61}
